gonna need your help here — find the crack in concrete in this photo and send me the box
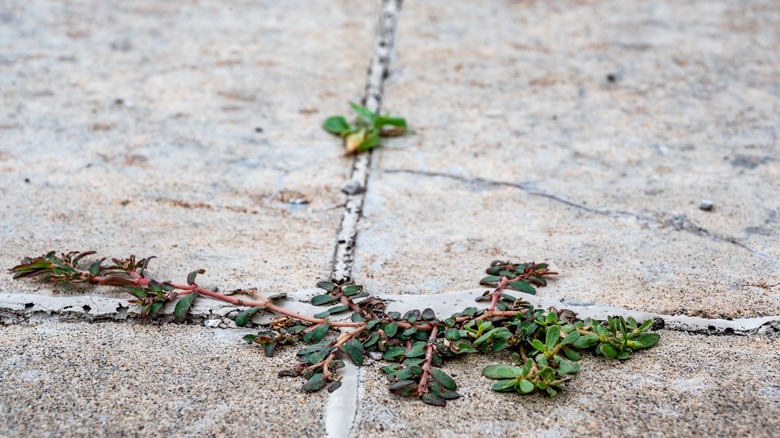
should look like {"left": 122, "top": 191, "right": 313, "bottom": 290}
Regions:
{"left": 3, "top": 289, "right": 778, "bottom": 335}
{"left": 382, "top": 168, "right": 777, "bottom": 262}
{"left": 330, "top": 0, "right": 402, "bottom": 284}
{"left": 327, "top": 2, "right": 403, "bottom": 437}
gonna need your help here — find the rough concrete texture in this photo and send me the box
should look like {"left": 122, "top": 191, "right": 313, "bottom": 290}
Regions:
{"left": 2, "top": 0, "right": 780, "bottom": 436}
{"left": 353, "top": 330, "right": 780, "bottom": 437}
{"left": 0, "top": 322, "right": 328, "bottom": 436}
{"left": 354, "top": 0, "right": 780, "bottom": 318}
{"left": 0, "top": 0, "right": 377, "bottom": 295}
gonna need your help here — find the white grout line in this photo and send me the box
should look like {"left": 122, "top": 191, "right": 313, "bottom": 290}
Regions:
{"left": 330, "top": 0, "right": 402, "bottom": 286}
{"left": 3, "top": 288, "right": 778, "bottom": 335}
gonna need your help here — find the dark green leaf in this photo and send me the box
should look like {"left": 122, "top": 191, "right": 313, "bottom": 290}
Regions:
{"left": 303, "top": 373, "right": 326, "bottom": 392}
{"left": 384, "top": 322, "right": 398, "bottom": 337}
{"left": 431, "top": 369, "right": 457, "bottom": 391}
{"left": 402, "top": 327, "right": 417, "bottom": 337}
{"left": 327, "top": 304, "right": 350, "bottom": 315}
{"left": 267, "top": 293, "right": 286, "bottom": 301}
{"left": 147, "top": 280, "right": 163, "bottom": 293}
{"left": 388, "top": 379, "right": 415, "bottom": 391}
{"left": 235, "top": 306, "right": 264, "bottom": 327}
{"left": 264, "top": 342, "right": 276, "bottom": 357}
{"left": 351, "top": 313, "right": 367, "bottom": 322}
{"left": 422, "top": 393, "right": 446, "bottom": 407}
{"left": 128, "top": 286, "right": 147, "bottom": 298}
{"left": 422, "top": 308, "right": 435, "bottom": 320}
{"left": 342, "top": 344, "right": 363, "bottom": 366}
{"left": 342, "top": 285, "right": 363, "bottom": 296}
{"left": 327, "top": 381, "right": 343, "bottom": 393}
{"left": 445, "top": 328, "right": 460, "bottom": 341}
{"left": 508, "top": 281, "right": 535, "bottom": 294}
{"left": 187, "top": 269, "right": 205, "bottom": 286}
{"left": 311, "top": 294, "right": 339, "bottom": 306}
{"left": 404, "top": 310, "right": 420, "bottom": 323}
{"left": 363, "top": 332, "right": 380, "bottom": 349}
{"left": 480, "top": 275, "right": 502, "bottom": 285}
{"left": 174, "top": 292, "right": 198, "bottom": 322}
{"left": 387, "top": 311, "right": 401, "bottom": 320}
{"left": 88, "top": 262, "right": 101, "bottom": 276}
{"left": 317, "top": 281, "right": 335, "bottom": 292}
{"left": 311, "top": 323, "right": 330, "bottom": 342}
{"left": 406, "top": 342, "right": 427, "bottom": 358}
{"left": 384, "top": 347, "right": 405, "bottom": 361}
{"left": 150, "top": 301, "right": 164, "bottom": 318}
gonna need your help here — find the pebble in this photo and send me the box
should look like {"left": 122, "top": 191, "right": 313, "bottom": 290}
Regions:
{"left": 204, "top": 319, "right": 221, "bottom": 328}
{"left": 699, "top": 199, "right": 714, "bottom": 211}
{"left": 341, "top": 180, "right": 364, "bottom": 195}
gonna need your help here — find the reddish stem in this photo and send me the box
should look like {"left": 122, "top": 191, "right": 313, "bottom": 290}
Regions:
{"left": 416, "top": 325, "right": 439, "bottom": 396}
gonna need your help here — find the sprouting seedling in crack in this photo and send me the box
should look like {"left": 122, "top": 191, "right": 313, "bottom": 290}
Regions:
{"left": 323, "top": 102, "right": 408, "bottom": 154}
{"left": 10, "top": 252, "right": 660, "bottom": 406}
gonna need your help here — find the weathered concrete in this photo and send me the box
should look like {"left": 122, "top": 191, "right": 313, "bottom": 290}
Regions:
{"left": 2, "top": 0, "right": 780, "bottom": 436}
{"left": 0, "top": 322, "right": 328, "bottom": 436}
{"left": 353, "top": 330, "right": 780, "bottom": 437}
{"left": 354, "top": 0, "right": 780, "bottom": 319}
{"left": 0, "top": 0, "right": 378, "bottom": 295}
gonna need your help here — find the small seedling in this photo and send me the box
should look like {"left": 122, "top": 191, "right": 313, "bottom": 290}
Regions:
{"left": 323, "top": 102, "right": 408, "bottom": 154}
{"left": 10, "top": 252, "right": 660, "bottom": 406}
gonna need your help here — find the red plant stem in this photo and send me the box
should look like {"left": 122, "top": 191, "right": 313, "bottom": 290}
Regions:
{"left": 416, "top": 325, "right": 439, "bottom": 396}
{"left": 88, "top": 269, "right": 362, "bottom": 328}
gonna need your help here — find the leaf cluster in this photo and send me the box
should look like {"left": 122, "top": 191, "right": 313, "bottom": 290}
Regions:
{"left": 323, "top": 102, "right": 408, "bottom": 154}
{"left": 10, "top": 253, "right": 661, "bottom": 407}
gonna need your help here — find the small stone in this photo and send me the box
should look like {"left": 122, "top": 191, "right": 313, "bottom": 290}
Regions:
{"left": 341, "top": 180, "right": 364, "bottom": 195}
{"left": 368, "top": 351, "right": 383, "bottom": 360}
{"left": 699, "top": 199, "right": 714, "bottom": 211}
{"left": 204, "top": 319, "right": 221, "bottom": 328}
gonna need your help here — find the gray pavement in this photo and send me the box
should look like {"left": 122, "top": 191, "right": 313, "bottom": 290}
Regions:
{"left": 1, "top": 0, "right": 779, "bottom": 437}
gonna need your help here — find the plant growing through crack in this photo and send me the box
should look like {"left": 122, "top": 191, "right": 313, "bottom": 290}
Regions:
{"left": 323, "top": 102, "right": 408, "bottom": 154}
{"left": 10, "top": 252, "right": 660, "bottom": 406}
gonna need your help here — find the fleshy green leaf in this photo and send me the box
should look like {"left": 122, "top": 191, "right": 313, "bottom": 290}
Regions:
{"left": 492, "top": 379, "right": 517, "bottom": 392}
{"left": 627, "top": 333, "right": 660, "bottom": 349}
{"left": 311, "top": 323, "right": 330, "bottom": 342}
{"left": 342, "top": 285, "right": 363, "bottom": 296}
{"left": 311, "top": 294, "right": 339, "bottom": 306}
{"left": 482, "top": 365, "right": 524, "bottom": 380}
{"left": 174, "top": 292, "right": 198, "bottom": 322}
{"left": 480, "top": 275, "right": 502, "bottom": 285}
{"left": 317, "top": 281, "right": 335, "bottom": 292}
{"left": 431, "top": 369, "right": 457, "bottom": 390}
{"left": 235, "top": 306, "right": 264, "bottom": 327}
{"left": 545, "top": 326, "right": 560, "bottom": 351}
{"left": 187, "top": 269, "right": 205, "bottom": 286}
{"left": 303, "top": 373, "right": 326, "bottom": 392}
{"left": 384, "top": 322, "right": 398, "bottom": 337}
{"left": 323, "top": 116, "right": 351, "bottom": 135}
{"left": 518, "top": 379, "right": 535, "bottom": 394}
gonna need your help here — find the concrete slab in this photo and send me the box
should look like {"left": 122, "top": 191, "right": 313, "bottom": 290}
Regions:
{"left": 354, "top": 0, "right": 780, "bottom": 318}
{"left": 0, "top": 322, "right": 328, "bottom": 436}
{"left": 353, "top": 330, "right": 780, "bottom": 437}
{"left": 0, "top": 0, "right": 378, "bottom": 295}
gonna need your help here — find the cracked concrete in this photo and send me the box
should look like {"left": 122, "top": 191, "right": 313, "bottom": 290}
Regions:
{"left": 2, "top": 0, "right": 780, "bottom": 436}
{"left": 354, "top": 0, "right": 780, "bottom": 320}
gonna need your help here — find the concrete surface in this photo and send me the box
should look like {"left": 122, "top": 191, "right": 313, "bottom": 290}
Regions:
{"left": 0, "top": 322, "right": 329, "bottom": 437}
{"left": 0, "top": 0, "right": 377, "bottom": 294}
{"left": 1, "top": 0, "right": 779, "bottom": 437}
{"left": 354, "top": 331, "right": 780, "bottom": 437}
{"left": 355, "top": 0, "right": 780, "bottom": 319}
